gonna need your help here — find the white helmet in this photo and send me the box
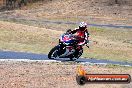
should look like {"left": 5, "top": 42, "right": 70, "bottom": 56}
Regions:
{"left": 79, "top": 22, "right": 87, "bottom": 28}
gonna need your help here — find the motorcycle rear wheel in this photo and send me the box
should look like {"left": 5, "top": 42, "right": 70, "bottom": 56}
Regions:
{"left": 70, "top": 49, "right": 83, "bottom": 61}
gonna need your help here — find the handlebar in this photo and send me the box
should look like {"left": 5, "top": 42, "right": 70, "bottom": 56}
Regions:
{"left": 86, "top": 44, "right": 89, "bottom": 48}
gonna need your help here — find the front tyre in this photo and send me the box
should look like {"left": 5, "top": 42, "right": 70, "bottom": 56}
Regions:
{"left": 48, "top": 46, "right": 59, "bottom": 59}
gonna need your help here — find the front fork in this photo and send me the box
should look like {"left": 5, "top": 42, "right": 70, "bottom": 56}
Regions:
{"left": 57, "top": 44, "right": 66, "bottom": 56}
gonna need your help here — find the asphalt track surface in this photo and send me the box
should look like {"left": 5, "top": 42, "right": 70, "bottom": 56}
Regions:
{"left": 0, "top": 50, "right": 132, "bottom": 66}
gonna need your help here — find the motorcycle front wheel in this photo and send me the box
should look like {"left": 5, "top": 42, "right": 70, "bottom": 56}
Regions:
{"left": 48, "top": 46, "right": 59, "bottom": 59}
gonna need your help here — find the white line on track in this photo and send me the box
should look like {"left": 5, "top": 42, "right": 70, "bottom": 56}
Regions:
{"left": 0, "top": 59, "right": 131, "bottom": 67}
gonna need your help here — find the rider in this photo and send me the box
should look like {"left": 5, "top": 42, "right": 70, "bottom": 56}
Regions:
{"left": 69, "top": 22, "right": 89, "bottom": 55}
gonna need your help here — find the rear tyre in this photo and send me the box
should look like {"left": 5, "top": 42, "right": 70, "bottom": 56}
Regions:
{"left": 48, "top": 46, "right": 59, "bottom": 59}
{"left": 69, "top": 49, "right": 83, "bottom": 61}
{"left": 73, "top": 49, "right": 83, "bottom": 60}
{"left": 76, "top": 49, "right": 83, "bottom": 59}
{"left": 70, "top": 57, "right": 75, "bottom": 61}
{"left": 69, "top": 55, "right": 77, "bottom": 61}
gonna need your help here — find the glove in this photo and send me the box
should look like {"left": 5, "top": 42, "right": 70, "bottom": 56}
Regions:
{"left": 66, "top": 29, "right": 72, "bottom": 34}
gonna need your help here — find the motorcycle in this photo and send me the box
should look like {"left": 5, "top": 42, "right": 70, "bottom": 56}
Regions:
{"left": 48, "top": 30, "right": 89, "bottom": 61}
